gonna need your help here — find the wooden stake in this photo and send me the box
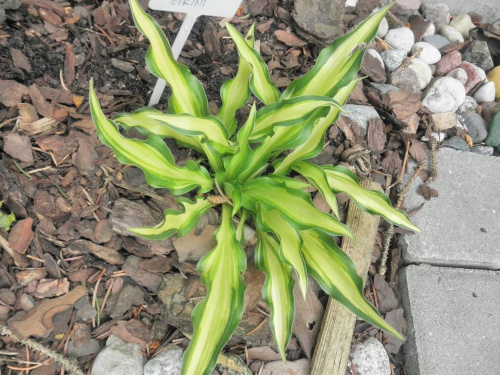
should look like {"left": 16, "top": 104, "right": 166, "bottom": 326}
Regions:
{"left": 311, "top": 179, "right": 381, "bottom": 374}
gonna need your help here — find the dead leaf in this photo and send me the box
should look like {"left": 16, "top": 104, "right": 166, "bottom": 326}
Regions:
{"left": 2, "top": 132, "right": 34, "bottom": 163}
{"left": 274, "top": 30, "right": 307, "bottom": 47}
{"left": 8, "top": 285, "right": 86, "bottom": 339}
{"left": 381, "top": 150, "right": 403, "bottom": 175}
{"left": 408, "top": 139, "right": 428, "bottom": 162}
{"left": 34, "top": 278, "right": 70, "bottom": 298}
{"left": 420, "top": 184, "right": 438, "bottom": 200}
{"left": 172, "top": 224, "right": 217, "bottom": 262}
{"left": 0, "top": 80, "right": 28, "bottom": 107}
{"left": 110, "top": 320, "right": 151, "bottom": 349}
{"left": 256, "top": 19, "right": 273, "bottom": 34}
{"left": 73, "top": 95, "right": 85, "bottom": 108}
{"left": 243, "top": 265, "right": 266, "bottom": 314}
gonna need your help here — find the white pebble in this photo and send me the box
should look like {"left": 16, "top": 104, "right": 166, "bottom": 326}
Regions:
{"left": 408, "top": 58, "right": 432, "bottom": 89}
{"left": 367, "top": 48, "right": 384, "bottom": 69}
{"left": 411, "top": 42, "right": 441, "bottom": 64}
{"left": 421, "top": 22, "right": 436, "bottom": 38}
{"left": 377, "top": 17, "right": 389, "bottom": 38}
{"left": 446, "top": 68, "right": 468, "bottom": 85}
{"left": 438, "top": 25, "right": 464, "bottom": 43}
{"left": 422, "top": 77, "right": 466, "bottom": 113}
{"left": 385, "top": 27, "right": 415, "bottom": 53}
{"left": 380, "top": 49, "right": 407, "bottom": 72}
{"left": 472, "top": 81, "right": 496, "bottom": 103}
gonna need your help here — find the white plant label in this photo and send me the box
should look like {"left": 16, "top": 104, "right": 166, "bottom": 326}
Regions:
{"left": 148, "top": 0, "right": 242, "bottom": 106}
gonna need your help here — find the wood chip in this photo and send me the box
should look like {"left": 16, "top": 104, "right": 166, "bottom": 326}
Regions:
{"left": 67, "top": 239, "right": 125, "bottom": 265}
{"left": 34, "top": 278, "right": 70, "bottom": 298}
{"left": 0, "top": 80, "right": 28, "bottom": 107}
{"left": 10, "top": 48, "right": 32, "bottom": 73}
{"left": 110, "top": 320, "right": 151, "bottom": 349}
{"left": 8, "top": 218, "right": 34, "bottom": 254}
{"left": 367, "top": 118, "right": 386, "bottom": 152}
{"left": 29, "top": 84, "right": 53, "bottom": 118}
{"left": 2, "top": 132, "right": 34, "bottom": 163}
{"left": 19, "top": 117, "right": 58, "bottom": 136}
{"left": 8, "top": 285, "right": 86, "bottom": 339}
{"left": 274, "top": 30, "right": 307, "bottom": 47}
{"left": 138, "top": 257, "right": 174, "bottom": 274}
{"left": 64, "top": 43, "right": 75, "bottom": 87}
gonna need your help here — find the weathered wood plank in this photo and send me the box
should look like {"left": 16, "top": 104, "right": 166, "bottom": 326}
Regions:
{"left": 311, "top": 179, "right": 381, "bottom": 374}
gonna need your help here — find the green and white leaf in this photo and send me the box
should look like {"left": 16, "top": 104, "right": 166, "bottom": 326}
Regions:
{"left": 257, "top": 207, "right": 308, "bottom": 297}
{"left": 301, "top": 229, "right": 404, "bottom": 339}
{"left": 114, "top": 108, "right": 202, "bottom": 152}
{"left": 251, "top": 96, "right": 343, "bottom": 141}
{"left": 273, "top": 79, "right": 360, "bottom": 175}
{"left": 182, "top": 205, "right": 246, "bottom": 375}
{"left": 255, "top": 229, "right": 294, "bottom": 359}
{"left": 89, "top": 80, "right": 213, "bottom": 194}
{"left": 128, "top": 197, "right": 213, "bottom": 240}
{"left": 281, "top": 2, "right": 394, "bottom": 100}
{"left": 218, "top": 25, "right": 255, "bottom": 135}
{"left": 242, "top": 177, "right": 352, "bottom": 238}
{"left": 226, "top": 23, "right": 280, "bottom": 105}
{"left": 323, "top": 165, "right": 420, "bottom": 232}
{"left": 129, "top": 0, "right": 208, "bottom": 117}
{"left": 146, "top": 113, "right": 232, "bottom": 155}
{"left": 0, "top": 202, "right": 15, "bottom": 231}
{"left": 293, "top": 161, "right": 339, "bottom": 218}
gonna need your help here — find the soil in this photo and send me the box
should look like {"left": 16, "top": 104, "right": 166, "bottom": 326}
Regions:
{"left": 0, "top": 0, "right": 425, "bottom": 374}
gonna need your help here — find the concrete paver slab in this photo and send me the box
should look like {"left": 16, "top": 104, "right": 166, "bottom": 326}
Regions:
{"left": 401, "top": 148, "right": 500, "bottom": 269}
{"left": 422, "top": 0, "right": 500, "bottom": 23}
{"left": 399, "top": 264, "right": 500, "bottom": 375}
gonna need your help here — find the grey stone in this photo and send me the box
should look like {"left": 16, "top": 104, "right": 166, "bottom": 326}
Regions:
{"left": 351, "top": 338, "right": 391, "bottom": 375}
{"left": 74, "top": 296, "right": 97, "bottom": 322}
{"left": 370, "top": 83, "right": 401, "bottom": 95}
{"left": 108, "top": 284, "right": 146, "bottom": 319}
{"left": 448, "top": 14, "right": 475, "bottom": 38}
{"left": 442, "top": 136, "right": 470, "bottom": 151}
{"left": 390, "top": 67, "right": 421, "bottom": 93}
{"left": 111, "top": 58, "right": 135, "bottom": 73}
{"left": 67, "top": 339, "right": 101, "bottom": 358}
{"left": 462, "top": 41, "right": 494, "bottom": 71}
{"left": 380, "top": 49, "right": 407, "bottom": 72}
{"left": 461, "top": 112, "right": 488, "bottom": 142}
{"left": 260, "top": 359, "right": 310, "bottom": 375}
{"left": 0, "top": 0, "right": 21, "bottom": 10}
{"left": 293, "top": 0, "right": 344, "bottom": 45}
{"left": 0, "top": 9, "right": 5, "bottom": 24}
{"left": 92, "top": 335, "right": 145, "bottom": 375}
{"left": 437, "top": 25, "right": 464, "bottom": 43}
{"left": 456, "top": 95, "right": 479, "bottom": 116}
{"left": 411, "top": 42, "right": 441, "bottom": 64}
{"left": 392, "top": 0, "right": 421, "bottom": 15}
{"left": 399, "top": 265, "right": 500, "bottom": 375}
{"left": 446, "top": 67, "right": 468, "bottom": 85}
{"left": 385, "top": 27, "right": 415, "bottom": 53}
{"left": 343, "top": 105, "right": 381, "bottom": 137}
{"left": 472, "top": 145, "right": 495, "bottom": 156}
{"left": 408, "top": 58, "right": 432, "bottom": 89}
{"left": 402, "top": 148, "right": 500, "bottom": 268}
{"left": 472, "top": 81, "right": 496, "bottom": 104}
{"left": 144, "top": 346, "right": 183, "bottom": 375}
{"left": 421, "top": 0, "right": 500, "bottom": 23}
{"left": 373, "top": 274, "right": 398, "bottom": 314}
{"left": 422, "top": 34, "right": 450, "bottom": 50}
{"left": 377, "top": 17, "right": 389, "bottom": 38}
{"left": 422, "top": 77, "right": 465, "bottom": 113}
{"left": 421, "top": 2, "right": 450, "bottom": 24}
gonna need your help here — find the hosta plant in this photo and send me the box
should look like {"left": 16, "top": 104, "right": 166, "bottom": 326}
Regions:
{"left": 89, "top": 1, "right": 418, "bottom": 373}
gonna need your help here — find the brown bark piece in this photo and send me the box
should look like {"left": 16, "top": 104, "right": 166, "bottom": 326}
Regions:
{"left": 367, "top": 118, "right": 387, "bottom": 152}
{"left": 29, "top": 84, "right": 53, "bottom": 118}
{"left": 8, "top": 218, "right": 35, "bottom": 254}
{"left": 274, "top": 30, "right": 307, "bottom": 47}
{"left": 138, "top": 257, "right": 173, "bottom": 274}
{"left": 34, "top": 278, "right": 70, "bottom": 298}
{"left": 172, "top": 224, "right": 217, "bottom": 262}
{"left": 8, "top": 285, "right": 86, "bottom": 339}
{"left": 2, "top": 133, "right": 34, "bottom": 164}
{"left": 110, "top": 320, "right": 151, "bottom": 349}
{"left": 64, "top": 43, "right": 75, "bottom": 86}
{"left": 67, "top": 239, "right": 125, "bottom": 265}
{"left": 16, "top": 268, "right": 47, "bottom": 287}
{"left": 11, "top": 48, "right": 32, "bottom": 73}
{"left": 0, "top": 80, "right": 28, "bottom": 107}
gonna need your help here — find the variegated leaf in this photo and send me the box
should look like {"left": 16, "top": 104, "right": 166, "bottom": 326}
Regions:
{"left": 323, "top": 165, "right": 420, "bottom": 232}
{"left": 129, "top": 0, "right": 208, "bottom": 116}
{"left": 226, "top": 23, "right": 280, "bottom": 105}
{"left": 257, "top": 207, "right": 308, "bottom": 297}
{"left": 281, "top": 2, "right": 394, "bottom": 100}
{"left": 301, "top": 229, "right": 404, "bottom": 339}
{"left": 242, "top": 177, "right": 352, "bottom": 238}
{"left": 89, "top": 79, "right": 213, "bottom": 194}
{"left": 292, "top": 161, "right": 339, "bottom": 218}
{"left": 273, "top": 79, "right": 360, "bottom": 175}
{"left": 128, "top": 197, "right": 213, "bottom": 240}
{"left": 182, "top": 205, "right": 246, "bottom": 375}
{"left": 255, "top": 229, "right": 294, "bottom": 359}
{"left": 218, "top": 25, "right": 255, "bottom": 135}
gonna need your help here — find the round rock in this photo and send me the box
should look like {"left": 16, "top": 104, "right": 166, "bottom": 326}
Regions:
{"left": 486, "top": 66, "right": 500, "bottom": 100}
{"left": 438, "top": 25, "right": 464, "bottom": 43}
{"left": 442, "top": 136, "right": 470, "bottom": 151}
{"left": 457, "top": 96, "right": 479, "bottom": 116}
{"left": 377, "top": 17, "right": 389, "bottom": 38}
{"left": 144, "top": 346, "right": 183, "bottom": 375}
{"left": 392, "top": 0, "right": 421, "bottom": 15}
{"left": 460, "top": 62, "right": 487, "bottom": 94}
{"left": 421, "top": 2, "right": 450, "bottom": 25}
{"left": 380, "top": 49, "right": 407, "bottom": 72}
{"left": 385, "top": 27, "right": 415, "bottom": 53}
{"left": 411, "top": 42, "right": 441, "bottom": 64}
{"left": 461, "top": 112, "right": 489, "bottom": 143}
{"left": 408, "top": 57, "right": 432, "bottom": 89}
{"left": 472, "top": 145, "right": 495, "bottom": 156}
{"left": 449, "top": 14, "right": 475, "bottom": 38}
{"left": 351, "top": 338, "right": 391, "bottom": 375}
{"left": 422, "top": 34, "right": 450, "bottom": 50}
{"left": 422, "top": 77, "right": 466, "bottom": 113}
{"left": 462, "top": 41, "right": 494, "bottom": 71}
{"left": 434, "top": 50, "right": 462, "bottom": 76}
{"left": 446, "top": 68, "right": 468, "bottom": 85}
{"left": 92, "top": 335, "right": 145, "bottom": 375}
{"left": 473, "top": 81, "right": 496, "bottom": 104}
{"left": 390, "top": 67, "right": 421, "bottom": 93}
